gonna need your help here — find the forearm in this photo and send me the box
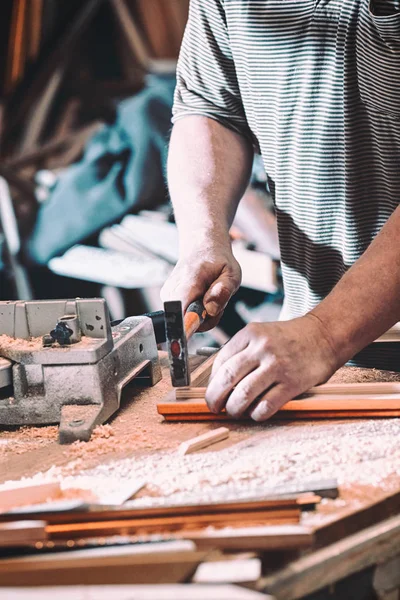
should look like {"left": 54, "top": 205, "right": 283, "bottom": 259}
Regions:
{"left": 167, "top": 116, "right": 253, "bottom": 251}
{"left": 311, "top": 206, "right": 400, "bottom": 367}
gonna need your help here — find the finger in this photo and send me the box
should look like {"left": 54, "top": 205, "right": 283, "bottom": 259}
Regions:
{"left": 249, "top": 384, "right": 292, "bottom": 422}
{"left": 225, "top": 367, "right": 276, "bottom": 418}
{"left": 204, "top": 272, "right": 240, "bottom": 317}
{"left": 205, "top": 350, "right": 258, "bottom": 413}
{"left": 198, "top": 313, "right": 223, "bottom": 332}
{"left": 210, "top": 328, "right": 250, "bottom": 378}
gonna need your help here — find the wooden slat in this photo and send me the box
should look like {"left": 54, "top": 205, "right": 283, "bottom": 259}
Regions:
{"left": 47, "top": 509, "right": 300, "bottom": 539}
{"left": 5, "top": 0, "right": 27, "bottom": 93}
{"left": 178, "top": 427, "right": 229, "bottom": 455}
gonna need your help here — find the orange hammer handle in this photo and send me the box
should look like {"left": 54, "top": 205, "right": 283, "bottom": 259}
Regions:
{"left": 184, "top": 300, "right": 207, "bottom": 340}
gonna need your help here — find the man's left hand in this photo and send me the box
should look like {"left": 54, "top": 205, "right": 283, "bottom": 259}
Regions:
{"left": 205, "top": 315, "right": 338, "bottom": 421}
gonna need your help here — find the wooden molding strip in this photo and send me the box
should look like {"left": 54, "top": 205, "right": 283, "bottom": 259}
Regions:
{"left": 158, "top": 395, "right": 400, "bottom": 421}
{"left": 46, "top": 509, "right": 301, "bottom": 539}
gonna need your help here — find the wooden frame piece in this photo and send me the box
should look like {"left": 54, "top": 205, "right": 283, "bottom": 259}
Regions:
{"left": 158, "top": 383, "right": 400, "bottom": 421}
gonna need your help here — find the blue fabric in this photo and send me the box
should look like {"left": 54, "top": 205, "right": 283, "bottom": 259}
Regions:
{"left": 27, "top": 75, "right": 175, "bottom": 265}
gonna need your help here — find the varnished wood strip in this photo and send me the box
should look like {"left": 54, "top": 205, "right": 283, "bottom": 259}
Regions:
{"left": 47, "top": 509, "right": 301, "bottom": 539}
{"left": 160, "top": 408, "right": 400, "bottom": 422}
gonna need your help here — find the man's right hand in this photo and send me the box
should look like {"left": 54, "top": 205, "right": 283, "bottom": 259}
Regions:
{"left": 161, "top": 240, "right": 242, "bottom": 331}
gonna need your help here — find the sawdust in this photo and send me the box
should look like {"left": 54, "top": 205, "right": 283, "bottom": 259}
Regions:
{"left": 3, "top": 361, "right": 400, "bottom": 532}
{"left": 66, "top": 424, "right": 118, "bottom": 458}
{"left": 330, "top": 366, "right": 400, "bottom": 384}
{"left": 0, "top": 426, "right": 58, "bottom": 462}
{"left": 0, "top": 333, "right": 96, "bottom": 359}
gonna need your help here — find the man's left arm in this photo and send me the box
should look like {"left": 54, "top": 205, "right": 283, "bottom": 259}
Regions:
{"left": 206, "top": 206, "right": 400, "bottom": 421}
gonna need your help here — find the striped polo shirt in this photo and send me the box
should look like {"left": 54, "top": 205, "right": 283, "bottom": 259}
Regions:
{"left": 172, "top": 0, "right": 400, "bottom": 370}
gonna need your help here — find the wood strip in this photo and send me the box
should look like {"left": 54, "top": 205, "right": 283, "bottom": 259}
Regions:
{"left": 161, "top": 410, "right": 400, "bottom": 422}
{"left": 111, "top": 0, "right": 150, "bottom": 69}
{"left": 190, "top": 354, "right": 217, "bottom": 387}
{"left": 0, "top": 495, "right": 305, "bottom": 525}
{"left": 178, "top": 427, "right": 229, "bottom": 455}
{"left": 46, "top": 509, "right": 301, "bottom": 539}
{"left": 5, "top": 0, "right": 27, "bottom": 93}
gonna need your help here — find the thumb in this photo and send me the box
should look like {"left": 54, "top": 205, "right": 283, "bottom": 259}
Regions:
{"left": 203, "top": 272, "right": 240, "bottom": 317}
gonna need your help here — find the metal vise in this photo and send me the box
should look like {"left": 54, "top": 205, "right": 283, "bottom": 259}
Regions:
{"left": 0, "top": 299, "right": 161, "bottom": 443}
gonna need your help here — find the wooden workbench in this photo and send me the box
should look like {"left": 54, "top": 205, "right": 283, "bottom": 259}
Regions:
{"left": 1, "top": 353, "right": 400, "bottom": 599}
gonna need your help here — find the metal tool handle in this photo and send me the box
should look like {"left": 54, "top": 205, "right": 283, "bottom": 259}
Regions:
{"left": 184, "top": 300, "right": 207, "bottom": 340}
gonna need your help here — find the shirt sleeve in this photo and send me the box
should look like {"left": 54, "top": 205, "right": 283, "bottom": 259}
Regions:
{"left": 172, "top": 0, "right": 255, "bottom": 145}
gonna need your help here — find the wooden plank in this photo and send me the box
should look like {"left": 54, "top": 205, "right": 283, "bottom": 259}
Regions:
{"left": 188, "top": 525, "right": 314, "bottom": 552}
{"left": 0, "top": 520, "right": 47, "bottom": 547}
{"left": 0, "top": 495, "right": 306, "bottom": 526}
{"left": 0, "top": 541, "right": 207, "bottom": 587}
{"left": 178, "top": 427, "right": 230, "bottom": 455}
{"left": 258, "top": 514, "right": 400, "bottom": 600}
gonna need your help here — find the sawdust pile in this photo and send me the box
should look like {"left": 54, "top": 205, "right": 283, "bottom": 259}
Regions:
{"left": 0, "top": 334, "right": 43, "bottom": 353}
{"left": 66, "top": 424, "right": 118, "bottom": 459}
{"left": 0, "top": 426, "right": 58, "bottom": 462}
{"left": 330, "top": 367, "right": 400, "bottom": 384}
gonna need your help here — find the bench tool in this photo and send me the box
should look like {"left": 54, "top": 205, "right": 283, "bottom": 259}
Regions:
{"left": 0, "top": 299, "right": 162, "bottom": 443}
{"left": 164, "top": 300, "right": 206, "bottom": 387}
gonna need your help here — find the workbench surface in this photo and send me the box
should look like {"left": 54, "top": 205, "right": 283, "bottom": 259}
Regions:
{"left": 1, "top": 353, "right": 400, "bottom": 598}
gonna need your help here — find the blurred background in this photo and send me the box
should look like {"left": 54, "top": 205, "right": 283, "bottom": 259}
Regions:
{"left": 0, "top": 0, "right": 282, "bottom": 348}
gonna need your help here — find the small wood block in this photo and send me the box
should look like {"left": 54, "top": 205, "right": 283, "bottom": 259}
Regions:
{"left": 0, "top": 520, "right": 47, "bottom": 547}
{"left": 178, "top": 427, "right": 230, "bottom": 455}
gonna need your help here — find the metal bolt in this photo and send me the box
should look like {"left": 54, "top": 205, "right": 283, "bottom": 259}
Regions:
{"left": 69, "top": 419, "right": 84, "bottom": 428}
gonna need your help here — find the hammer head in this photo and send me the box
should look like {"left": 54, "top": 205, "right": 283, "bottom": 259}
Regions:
{"left": 164, "top": 300, "right": 190, "bottom": 387}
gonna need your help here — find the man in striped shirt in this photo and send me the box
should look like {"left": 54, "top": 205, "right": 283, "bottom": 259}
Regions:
{"left": 161, "top": 0, "right": 400, "bottom": 420}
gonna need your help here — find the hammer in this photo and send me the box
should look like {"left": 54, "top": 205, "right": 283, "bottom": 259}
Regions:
{"left": 164, "top": 299, "right": 207, "bottom": 387}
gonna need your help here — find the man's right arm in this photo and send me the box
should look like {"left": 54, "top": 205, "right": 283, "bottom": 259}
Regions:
{"left": 161, "top": 115, "right": 253, "bottom": 328}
